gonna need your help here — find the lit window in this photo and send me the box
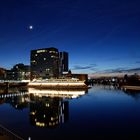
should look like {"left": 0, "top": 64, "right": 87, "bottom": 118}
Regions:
{"left": 49, "top": 51, "right": 57, "bottom": 53}
{"left": 46, "top": 103, "right": 50, "bottom": 107}
{"left": 51, "top": 117, "right": 54, "bottom": 121}
{"left": 49, "top": 122, "right": 52, "bottom": 126}
{"left": 37, "top": 50, "right": 46, "bottom": 53}
{"left": 31, "top": 60, "right": 36, "bottom": 63}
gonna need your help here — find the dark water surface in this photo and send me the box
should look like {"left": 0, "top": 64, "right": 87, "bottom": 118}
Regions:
{"left": 0, "top": 86, "right": 140, "bottom": 140}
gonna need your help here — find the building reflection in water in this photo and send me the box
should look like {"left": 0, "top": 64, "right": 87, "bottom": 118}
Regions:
{"left": 29, "top": 88, "right": 87, "bottom": 128}
{"left": 30, "top": 95, "right": 69, "bottom": 128}
{"left": 0, "top": 87, "right": 29, "bottom": 110}
{"left": 0, "top": 87, "right": 87, "bottom": 128}
{"left": 28, "top": 88, "right": 87, "bottom": 128}
{"left": 122, "top": 89, "right": 140, "bottom": 100}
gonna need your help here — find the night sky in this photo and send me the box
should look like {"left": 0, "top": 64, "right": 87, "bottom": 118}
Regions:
{"left": 0, "top": 0, "right": 140, "bottom": 74}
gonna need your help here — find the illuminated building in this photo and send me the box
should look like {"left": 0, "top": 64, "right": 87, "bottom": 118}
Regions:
{"left": 30, "top": 47, "right": 59, "bottom": 80}
{"left": 30, "top": 48, "right": 69, "bottom": 80}
{"left": 6, "top": 63, "right": 30, "bottom": 80}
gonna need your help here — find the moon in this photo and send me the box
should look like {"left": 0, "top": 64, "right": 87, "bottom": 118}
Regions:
{"left": 29, "top": 25, "right": 33, "bottom": 30}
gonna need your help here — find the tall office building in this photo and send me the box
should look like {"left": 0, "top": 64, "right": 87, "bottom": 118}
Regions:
{"left": 30, "top": 47, "right": 59, "bottom": 80}
{"left": 59, "top": 52, "right": 68, "bottom": 75}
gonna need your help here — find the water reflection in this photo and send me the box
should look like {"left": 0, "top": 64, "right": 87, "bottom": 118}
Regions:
{"left": 0, "top": 87, "right": 87, "bottom": 129}
{"left": 0, "top": 86, "right": 140, "bottom": 139}
{"left": 123, "top": 89, "right": 140, "bottom": 100}
{"left": 28, "top": 87, "right": 87, "bottom": 128}
{"left": 30, "top": 95, "right": 69, "bottom": 128}
{"left": 28, "top": 88, "right": 87, "bottom": 99}
{"left": 92, "top": 85, "right": 140, "bottom": 100}
{"left": 0, "top": 87, "right": 29, "bottom": 110}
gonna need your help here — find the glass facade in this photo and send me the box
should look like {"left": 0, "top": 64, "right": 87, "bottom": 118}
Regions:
{"left": 30, "top": 48, "right": 59, "bottom": 80}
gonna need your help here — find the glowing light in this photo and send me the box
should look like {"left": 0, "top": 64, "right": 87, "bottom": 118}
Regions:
{"left": 28, "top": 88, "right": 86, "bottom": 98}
{"left": 36, "top": 122, "right": 45, "bottom": 127}
{"left": 51, "top": 117, "right": 54, "bottom": 121}
{"left": 31, "top": 112, "right": 36, "bottom": 115}
{"left": 29, "top": 25, "right": 33, "bottom": 30}
{"left": 37, "top": 50, "right": 46, "bottom": 53}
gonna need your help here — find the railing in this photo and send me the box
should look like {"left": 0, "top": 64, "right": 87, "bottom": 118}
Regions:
{"left": 0, "top": 124, "right": 24, "bottom": 140}
{"left": 0, "top": 80, "right": 30, "bottom": 83}
{"left": 32, "top": 79, "right": 84, "bottom": 83}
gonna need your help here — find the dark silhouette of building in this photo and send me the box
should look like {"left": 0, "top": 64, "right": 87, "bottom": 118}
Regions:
{"left": 6, "top": 63, "right": 30, "bottom": 80}
{"left": 123, "top": 73, "right": 140, "bottom": 86}
{"left": 59, "top": 52, "right": 69, "bottom": 76}
{"left": 30, "top": 47, "right": 59, "bottom": 80}
{"left": 63, "top": 70, "right": 88, "bottom": 81}
{"left": 0, "top": 67, "right": 6, "bottom": 80}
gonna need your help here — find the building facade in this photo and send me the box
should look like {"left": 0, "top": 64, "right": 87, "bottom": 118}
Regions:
{"left": 0, "top": 67, "right": 6, "bottom": 80}
{"left": 59, "top": 52, "right": 68, "bottom": 76}
{"left": 30, "top": 47, "right": 60, "bottom": 80}
{"left": 6, "top": 63, "right": 30, "bottom": 80}
{"left": 62, "top": 70, "right": 88, "bottom": 81}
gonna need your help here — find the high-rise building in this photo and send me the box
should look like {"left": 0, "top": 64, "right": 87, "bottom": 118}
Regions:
{"left": 30, "top": 47, "right": 59, "bottom": 80}
{"left": 59, "top": 52, "right": 69, "bottom": 75}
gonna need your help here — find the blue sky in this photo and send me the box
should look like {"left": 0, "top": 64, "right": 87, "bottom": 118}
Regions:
{"left": 0, "top": 0, "right": 140, "bottom": 74}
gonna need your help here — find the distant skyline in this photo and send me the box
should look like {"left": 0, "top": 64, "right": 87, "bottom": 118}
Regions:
{"left": 0, "top": 0, "right": 140, "bottom": 74}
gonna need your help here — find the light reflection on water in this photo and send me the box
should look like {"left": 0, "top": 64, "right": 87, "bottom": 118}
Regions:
{"left": 0, "top": 86, "right": 140, "bottom": 140}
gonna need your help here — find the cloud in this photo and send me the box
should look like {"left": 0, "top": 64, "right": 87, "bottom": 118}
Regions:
{"left": 103, "top": 68, "right": 127, "bottom": 73}
{"left": 98, "top": 67, "right": 140, "bottom": 74}
{"left": 72, "top": 64, "right": 97, "bottom": 70}
{"left": 127, "top": 68, "right": 140, "bottom": 72}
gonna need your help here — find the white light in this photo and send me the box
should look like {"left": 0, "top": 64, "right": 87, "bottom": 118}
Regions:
{"left": 29, "top": 25, "right": 33, "bottom": 30}
{"left": 28, "top": 88, "right": 86, "bottom": 98}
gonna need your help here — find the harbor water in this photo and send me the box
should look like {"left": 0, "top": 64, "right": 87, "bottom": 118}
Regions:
{"left": 0, "top": 85, "right": 140, "bottom": 140}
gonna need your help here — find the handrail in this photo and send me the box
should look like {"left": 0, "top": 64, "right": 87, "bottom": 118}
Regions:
{"left": 0, "top": 80, "right": 29, "bottom": 83}
{"left": 0, "top": 124, "right": 24, "bottom": 140}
